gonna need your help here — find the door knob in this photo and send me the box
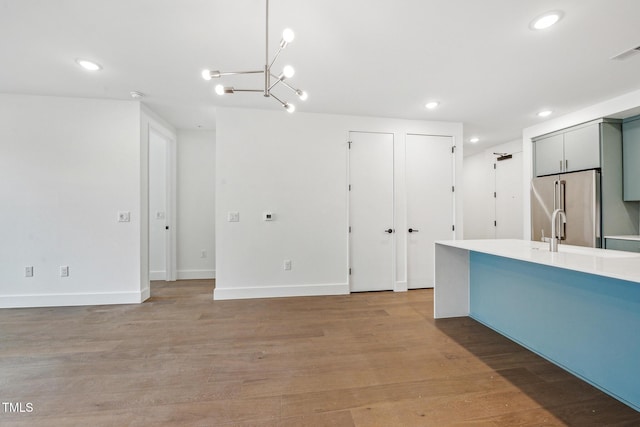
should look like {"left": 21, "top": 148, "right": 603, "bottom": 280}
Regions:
{"left": 385, "top": 228, "right": 394, "bottom": 234}
{"left": 408, "top": 228, "right": 419, "bottom": 233}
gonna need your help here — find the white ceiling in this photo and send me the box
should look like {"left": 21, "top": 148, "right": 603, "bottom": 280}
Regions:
{"left": 2, "top": 0, "right": 640, "bottom": 155}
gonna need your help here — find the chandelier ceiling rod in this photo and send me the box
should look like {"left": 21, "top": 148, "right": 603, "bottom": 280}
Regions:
{"left": 201, "top": 0, "right": 307, "bottom": 113}
{"left": 264, "top": 0, "right": 269, "bottom": 97}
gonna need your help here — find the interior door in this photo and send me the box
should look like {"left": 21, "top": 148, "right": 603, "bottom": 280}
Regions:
{"left": 406, "top": 134, "right": 453, "bottom": 289}
{"left": 494, "top": 152, "right": 523, "bottom": 238}
{"left": 149, "top": 129, "right": 168, "bottom": 281}
{"left": 349, "top": 132, "right": 394, "bottom": 292}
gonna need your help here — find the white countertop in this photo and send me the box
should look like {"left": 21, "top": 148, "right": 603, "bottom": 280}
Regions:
{"left": 436, "top": 239, "right": 640, "bottom": 284}
{"left": 605, "top": 235, "right": 640, "bottom": 241}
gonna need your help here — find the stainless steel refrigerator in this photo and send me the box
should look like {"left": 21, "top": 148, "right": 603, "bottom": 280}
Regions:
{"left": 530, "top": 169, "right": 601, "bottom": 247}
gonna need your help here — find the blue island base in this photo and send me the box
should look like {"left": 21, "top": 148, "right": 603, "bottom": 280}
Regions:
{"left": 469, "top": 251, "right": 640, "bottom": 412}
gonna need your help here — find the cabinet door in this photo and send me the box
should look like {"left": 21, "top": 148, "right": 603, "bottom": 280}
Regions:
{"left": 534, "top": 134, "right": 564, "bottom": 176}
{"left": 623, "top": 118, "right": 640, "bottom": 201}
{"left": 563, "top": 123, "right": 600, "bottom": 172}
{"left": 605, "top": 238, "right": 640, "bottom": 253}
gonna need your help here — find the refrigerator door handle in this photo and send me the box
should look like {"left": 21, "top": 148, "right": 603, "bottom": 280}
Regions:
{"left": 559, "top": 180, "right": 566, "bottom": 240}
{"left": 552, "top": 180, "right": 559, "bottom": 239}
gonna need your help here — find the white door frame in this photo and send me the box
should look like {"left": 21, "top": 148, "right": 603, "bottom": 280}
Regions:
{"left": 148, "top": 122, "right": 177, "bottom": 282}
{"left": 347, "top": 130, "right": 396, "bottom": 292}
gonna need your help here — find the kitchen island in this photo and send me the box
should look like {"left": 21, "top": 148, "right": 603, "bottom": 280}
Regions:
{"left": 434, "top": 239, "right": 640, "bottom": 412}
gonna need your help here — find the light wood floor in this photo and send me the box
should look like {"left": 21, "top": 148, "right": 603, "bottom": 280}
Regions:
{"left": 1, "top": 280, "right": 639, "bottom": 426}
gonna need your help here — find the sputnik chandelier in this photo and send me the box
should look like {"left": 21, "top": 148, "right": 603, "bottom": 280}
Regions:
{"left": 201, "top": 0, "right": 307, "bottom": 113}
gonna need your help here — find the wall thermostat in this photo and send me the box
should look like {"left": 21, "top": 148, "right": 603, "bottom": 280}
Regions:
{"left": 263, "top": 212, "right": 274, "bottom": 221}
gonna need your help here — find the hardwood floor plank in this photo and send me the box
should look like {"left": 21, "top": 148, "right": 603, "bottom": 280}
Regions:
{"left": 280, "top": 372, "right": 518, "bottom": 418}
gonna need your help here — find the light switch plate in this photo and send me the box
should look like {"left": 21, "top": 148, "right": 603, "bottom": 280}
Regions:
{"left": 227, "top": 211, "right": 240, "bottom": 222}
{"left": 118, "top": 211, "right": 131, "bottom": 222}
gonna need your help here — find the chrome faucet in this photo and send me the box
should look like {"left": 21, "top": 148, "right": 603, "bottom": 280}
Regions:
{"left": 550, "top": 209, "right": 566, "bottom": 252}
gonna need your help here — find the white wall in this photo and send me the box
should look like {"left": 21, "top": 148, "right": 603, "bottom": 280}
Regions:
{"left": 0, "top": 94, "right": 146, "bottom": 307}
{"left": 215, "top": 107, "right": 463, "bottom": 300}
{"left": 177, "top": 129, "right": 216, "bottom": 279}
{"left": 522, "top": 88, "right": 640, "bottom": 239}
{"left": 463, "top": 140, "right": 523, "bottom": 240}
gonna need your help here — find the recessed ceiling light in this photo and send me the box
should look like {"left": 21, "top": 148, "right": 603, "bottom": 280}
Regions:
{"left": 425, "top": 101, "right": 439, "bottom": 110}
{"left": 130, "top": 91, "right": 144, "bottom": 99}
{"left": 75, "top": 58, "right": 102, "bottom": 71}
{"left": 530, "top": 11, "right": 563, "bottom": 30}
{"left": 538, "top": 110, "right": 553, "bottom": 117}
{"left": 470, "top": 137, "right": 479, "bottom": 143}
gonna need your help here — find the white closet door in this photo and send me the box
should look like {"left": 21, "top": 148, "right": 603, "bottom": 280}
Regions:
{"left": 406, "top": 134, "right": 454, "bottom": 289}
{"left": 495, "top": 152, "right": 523, "bottom": 238}
{"left": 349, "top": 132, "right": 394, "bottom": 292}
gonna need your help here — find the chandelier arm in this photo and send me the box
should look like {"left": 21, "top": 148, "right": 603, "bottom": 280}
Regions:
{"left": 218, "top": 70, "right": 264, "bottom": 77}
{"left": 270, "top": 74, "right": 298, "bottom": 93}
{"left": 268, "top": 47, "right": 284, "bottom": 71}
{"left": 230, "top": 89, "right": 265, "bottom": 93}
{"left": 267, "top": 78, "right": 282, "bottom": 92}
{"left": 269, "top": 92, "right": 287, "bottom": 107}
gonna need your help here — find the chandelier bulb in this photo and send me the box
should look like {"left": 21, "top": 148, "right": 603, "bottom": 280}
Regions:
{"left": 282, "top": 65, "right": 295, "bottom": 79}
{"left": 296, "top": 90, "right": 308, "bottom": 101}
{"left": 282, "top": 28, "right": 295, "bottom": 44}
{"left": 215, "top": 84, "right": 225, "bottom": 95}
{"left": 202, "top": 69, "right": 212, "bottom": 81}
{"left": 284, "top": 102, "right": 296, "bottom": 113}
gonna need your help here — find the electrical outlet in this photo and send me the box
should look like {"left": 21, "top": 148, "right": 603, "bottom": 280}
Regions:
{"left": 25, "top": 266, "right": 33, "bottom": 277}
{"left": 227, "top": 211, "right": 240, "bottom": 222}
{"left": 60, "top": 266, "right": 69, "bottom": 277}
{"left": 283, "top": 259, "right": 292, "bottom": 271}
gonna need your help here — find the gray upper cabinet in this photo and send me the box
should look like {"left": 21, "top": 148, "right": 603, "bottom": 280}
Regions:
{"left": 623, "top": 116, "right": 640, "bottom": 201}
{"left": 534, "top": 121, "right": 601, "bottom": 177}
{"left": 534, "top": 134, "right": 564, "bottom": 176}
{"left": 563, "top": 123, "right": 601, "bottom": 172}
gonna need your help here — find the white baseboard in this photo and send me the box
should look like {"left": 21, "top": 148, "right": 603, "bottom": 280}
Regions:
{"left": 395, "top": 281, "right": 408, "bottom": 292}
{"left": 149, "top": 270, "right": 166, "bottom": 281}
{"left": 407, "top": 280, "right": 434, "bottom": 289}
{"left": 177, "top": 269, "right": 215, "bottom": 280}
{"left": 0, "top": 291, "right": 147, "bottom": 309}
{"left": 141, "top": 286, "right": 151, "bottom": 302}
{"left": 213, "top": 282, "right": 349, "bottom": 300}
